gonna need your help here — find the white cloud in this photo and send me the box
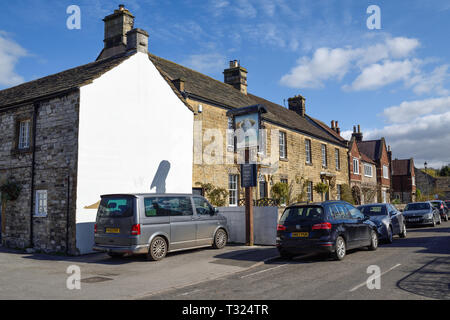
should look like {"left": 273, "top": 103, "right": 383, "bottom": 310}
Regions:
{"left": 0, "top": 31, "right": 27, "bottom": 87}
{"left": 349, "top": 59, "right": 417, "bottom": 91}
{"left": 280, "top": 47, "right": 359, "bottom": 88}
{"left": 363, "top": 111, "right": 450, "bottom": 169}
{"left": 181, "top": 53, "right": 226, "bottom": 74}
{"left": 407, "top": 64, "right": 449, "bottom": 96}
{"left": 382, "top": 96, "right": 450, "bottom": 123}
{"left": 280, "top": 35, "right": 433, "bottom": 92}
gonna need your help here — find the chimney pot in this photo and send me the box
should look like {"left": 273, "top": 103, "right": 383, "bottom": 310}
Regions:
{"left": 331, "top": 120, "right": 335, "bottom": 129}
{"left": 126, "top": 28, "right": 149, "bottom": 54}
{"left": 224, "top": 60, "right": 248, "bottom": 95}
{"left": 288, "top": 95, "right": 306, "bottom": 117}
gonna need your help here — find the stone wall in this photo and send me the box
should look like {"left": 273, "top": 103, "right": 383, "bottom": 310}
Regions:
{"left": 0, "top": 91, "right": 79, "bottom": 254}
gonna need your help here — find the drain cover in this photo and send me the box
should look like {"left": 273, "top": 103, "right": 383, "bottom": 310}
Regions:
{"left": 81, "top": 276, "right": 113, "bottom": 284}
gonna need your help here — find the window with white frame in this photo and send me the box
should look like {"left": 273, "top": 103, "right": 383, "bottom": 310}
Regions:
{"left": 382, "top": 189, "right": 387, "bottom": 203}
{"left": 353, "top": 158, "right": 360, "bottom": 174}
{"left": 279, "top": 131, "right": 287, "bottom": 159}
{"left": 305, "top": 139, "right": 312, "bottom": 164}
{"left": 307, "top": 181, "right": 313, "bottom": 202}
{"left": 412, "top": 176, "right": 416, "bottom": 186}
{"left": 364, "top": 164, "right": 373, "bottom": 177}
{"left": 336, "top": 185, "right": 341, "bottom": 200}
{"left": 335, "top": 149, "right": 340, "bottom": 170}
{"left": 228, "top": 175, "right": 239, "bottom": 206}
{"left": 321, "top": 144, "right": 327, "bottom": 167}
{"left": 227, "top": 117, "right": 235, "bottom": 152}
{"left": 35, "top": 190, "right": 48, "bottom": 217}
{"left": 18, "top": 119, "right": 31, "bottom": 150}
{"left": 383, "top": 165, "right": 389, "bottom": 179}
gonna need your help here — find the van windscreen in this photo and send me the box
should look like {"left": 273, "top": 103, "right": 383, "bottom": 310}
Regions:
{"left": 97, "top": 196, "right": 134, "bottom": 218}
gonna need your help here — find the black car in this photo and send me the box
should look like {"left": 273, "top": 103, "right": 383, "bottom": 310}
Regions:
{"left": 430, "top": 200, "right": 449, "bottom": 222}
{"left": 357, "top": 203, "right": 407, "bottom": 243}
{"left": 276, "top": 201, "right": 378, "bottom": 261}
{"left": 403, "top": 202, "right": 441, "bottom": 227}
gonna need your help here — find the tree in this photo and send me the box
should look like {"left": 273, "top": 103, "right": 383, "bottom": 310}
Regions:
{"left": 439, "top": 165, "right": 450, "bottom": 177}
{"left": 195, "top": 182, "right": 228, "bottom": 207}
{"left": 340, "top": 184, "right": 354, "bottom": 204}
{"left": 271, "top": 182, "right": 289, "bottom": 205}
{"left": 313, "top": 182, "right": 329, "bottom": 202}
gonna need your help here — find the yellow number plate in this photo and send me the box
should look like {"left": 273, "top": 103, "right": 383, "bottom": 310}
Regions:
{"left": 106, "top": 228, "right": 120, "bottom": 234}
{"left": 291, "top": 232, "right": 309, "bottom": 238}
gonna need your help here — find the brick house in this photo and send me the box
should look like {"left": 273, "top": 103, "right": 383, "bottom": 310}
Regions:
{"left": 392, "top": 159, "right": 416, "bottom": 203}
{"left": 0, "top": 6, "right": 194, "bottom": 254}
{"left": 351, "top": 126, "right": 392, "bottom": 203}
{"left": 348, "top": 132, "right": 378, "bottom": 204}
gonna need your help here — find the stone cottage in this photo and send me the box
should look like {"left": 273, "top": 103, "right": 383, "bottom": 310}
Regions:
{"left": 148, "top": 57, "right": 350, "bottom": 205}
{"left": 0, "top": 6, "right": 194, "bottom": 254}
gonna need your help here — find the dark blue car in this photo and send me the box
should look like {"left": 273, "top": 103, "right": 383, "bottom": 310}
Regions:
{"left": 357, "top": 203, "right": 407, "bottom": 243}
{"left": 276, "top": 201, "right": 378, "bottom": 261}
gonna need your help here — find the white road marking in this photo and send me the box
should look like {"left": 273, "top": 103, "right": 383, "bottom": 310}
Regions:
{"left": 240, "top": 265, "right": 286, "bottom": 279}
{"left": 349, "top": 263, "right": 402, "bottom": 292}
{"left": 178, "top": 288, "right": 203, "bottom": 296}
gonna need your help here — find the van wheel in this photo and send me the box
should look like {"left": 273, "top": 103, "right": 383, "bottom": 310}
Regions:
{"left": 147, "top": 236, "right": 167, "bottom": 261}
{"left": 333, "top": 236, "right": 346, "bottom": 261}
{"left": 213, "top": 229, "right": 227, "bottom": 249}
{"left": 368, "top": 230, "right": 378, "bottom": 251}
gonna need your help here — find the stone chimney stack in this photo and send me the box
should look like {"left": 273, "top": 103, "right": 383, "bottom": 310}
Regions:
{"left": 288, "top": 95, "right": 306, "bottom": 117}
{"left": 126, "top": 28, "right": 149, "bottom": 54}
{"left": 223, "top": 60, "right": 248, "bottom": 95}
{"left": 352, "top": 124, "right": 363, "bottom": 142}
{"left": 97, "top": 5, "right": 135, "bottom": 60}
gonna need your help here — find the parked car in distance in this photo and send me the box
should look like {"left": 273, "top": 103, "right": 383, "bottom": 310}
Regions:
{"left": 357, "top": 203, "right": 407, "bottom": 243}
{"left": 403, "top": 202, "right": 441, "bottom": 227}
{"left": 430, "top": 200, "right": 449, "bottom": 222}
{"left": 93, "top": 194, "right": 229, "bottom": 261}
{"left": 276, "top": 201, "right": 378, "bottom": 261}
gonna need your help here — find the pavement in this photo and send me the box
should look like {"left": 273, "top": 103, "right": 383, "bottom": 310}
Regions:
{"left": 0, "top": 243, "right": 279, "bottom": 300}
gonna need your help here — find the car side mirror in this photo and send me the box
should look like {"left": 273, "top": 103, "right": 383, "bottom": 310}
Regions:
{"left": 212, "top": 208, "right": 219, "bottom": 215}
{"left": 363, "top": 214, "right": 370, "bottom": 221}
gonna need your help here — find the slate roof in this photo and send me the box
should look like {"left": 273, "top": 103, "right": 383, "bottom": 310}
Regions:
{"left": 357, "top": 140, "right": 383, "bottom": 162}
{"left": 392, "top": 159, "right": 413, "bottom": 176}
{"left": 148, "top": 53, "right": 347, "bottom": 147}
{"left": 0, "top": 53, "right": 133, "bottom": 109}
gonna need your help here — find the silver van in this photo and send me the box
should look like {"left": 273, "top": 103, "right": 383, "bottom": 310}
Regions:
{"left": 93, "top": 193, "right": 229, "bottom": 261}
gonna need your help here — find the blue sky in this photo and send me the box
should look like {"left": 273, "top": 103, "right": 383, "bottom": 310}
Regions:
{"left": 1, "top": 0, "right": 449, "bottom": 168}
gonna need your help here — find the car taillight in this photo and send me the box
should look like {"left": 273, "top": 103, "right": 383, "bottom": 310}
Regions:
{"left": 277, "top": 224, "right": 287, "bottom": 231}
{"left": 440, "top": 204, "right": 444, "bottom": 209}
{"left": 131, "top": 224, "right": 141, "bottom": 235}
{"left": 94, "top": 224, "right": 97, "bottom": 234}
{"left": 312, "top": 222, "right": 332, "bottom": 230}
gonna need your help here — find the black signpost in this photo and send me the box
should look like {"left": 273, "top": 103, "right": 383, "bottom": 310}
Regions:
{"left": 227, "top": 105, "right": 267, "bottom": 246}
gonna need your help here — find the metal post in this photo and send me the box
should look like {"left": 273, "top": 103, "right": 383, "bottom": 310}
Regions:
{"left": 245, "top": 148, "right": 254, "bottom": 246}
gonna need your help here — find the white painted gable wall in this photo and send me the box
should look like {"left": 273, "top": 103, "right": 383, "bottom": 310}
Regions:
{"left": 76, "top": 52, "right": 194, "bottom": 254}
